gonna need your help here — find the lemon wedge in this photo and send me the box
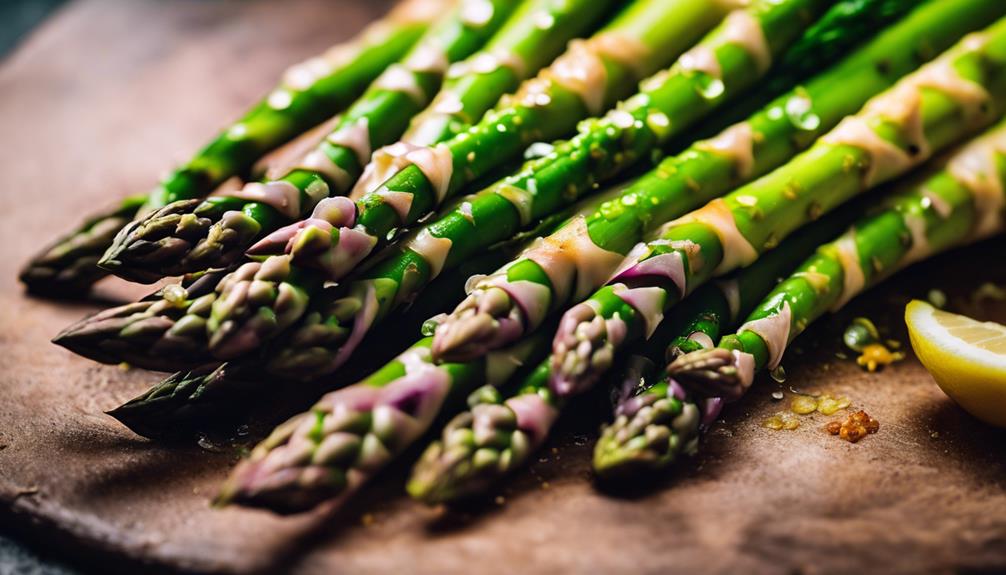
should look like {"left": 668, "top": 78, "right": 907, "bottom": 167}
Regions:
{"left": 905, "top": 300, "right": 1006, "bottom": 428}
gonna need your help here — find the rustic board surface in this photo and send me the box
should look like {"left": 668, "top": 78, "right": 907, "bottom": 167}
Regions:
{"left": 2, "top": 1, "right": 1006, "bottom": 574}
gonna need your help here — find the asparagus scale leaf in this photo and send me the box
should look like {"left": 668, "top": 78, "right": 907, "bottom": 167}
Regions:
{"left": 550, "top": 20, "right": 1006, "bottom": 396}
{"left": 20, "top": 0, "right": 445, "bottom": 296}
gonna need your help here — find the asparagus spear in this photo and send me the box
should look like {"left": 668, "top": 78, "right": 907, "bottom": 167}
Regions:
{"left": 99, "top": 0, "right": 518, "bottom": 284}
{"left": 592, "top": 199, "right": 866, "bottom": 478}
{"left": 408, "top": 200, "right": 863, "bottom": 500}
{"left": 430, "top": 0, "right": 1001, "bottom": 362}
{"left": 19, "top": 0, "right": 445, "bottom": 296}
{"left": 99, "top": 0, "right": 617, "bottom": 281}
{"left": 232, "top": 0, "right": 829, "bottom": 376}
{"left": 216, "top": 334, "right": 549, "bottom": 513}
{"left": 94, "top": 0, "right": 746, "bottom": 364}
{"left": 668, "top": 120, "right": 1006, "bottom": 403}
{"left": 550, "top": 22, "right": 1006, "bottom": 397}
{"left": 53, "top": 267, "right": 229, "bottom": 371}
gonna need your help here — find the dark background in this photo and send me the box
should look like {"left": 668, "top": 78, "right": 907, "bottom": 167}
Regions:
{"left": 0, "top": 0, "right": 67, "bottom": 55}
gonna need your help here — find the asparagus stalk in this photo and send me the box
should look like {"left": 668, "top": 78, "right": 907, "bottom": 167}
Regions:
{"left": 593, "top": 199, "right": 865, "bottom": 478}
{"left": 237, "top": 0, "right": 830, "bottom": 379}
{"left": 430, "top": 0, "right": 1002, "bottom": 362}
{"left": 400, "top": 0, "right": 619, "bottom": 147}
{"left": 669, "top": 120, "right": 1006, "bottom": 402}
{"left": 19, "top": 0, "right": 445, "bottom": 296}
{"left": 99, "top": 0, "right": 518, "bottom": 284}
{"left": 99, "top": 0, "right": 617, "bottom": 281}
{"left": 550, "top": 22, "right": 1006, "bottom": 397}
{"left": 408, "top": 200, "right": 864, "bottom": 500}
{"left": 216, "top": 334, "right": 549, "bottom": 513}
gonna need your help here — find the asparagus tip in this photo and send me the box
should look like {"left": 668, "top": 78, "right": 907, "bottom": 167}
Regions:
{"left": 666, "top": 348, "right": 751, "bottom": 401}
{"left": 430, "top": 287, "right": 526, "bottom": 362}
{"left": 592, "top": 390, "right": 700, "bottom": 481}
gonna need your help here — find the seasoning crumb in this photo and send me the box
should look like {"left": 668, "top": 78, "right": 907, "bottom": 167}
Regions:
{"left": 494, "top": 495, "right": 506, "bottom": 506}
{"left": 361, "top": 513, "right": 375, "bottom": 527}
{"left": 856, "top": 342, "right": 905, "bottom": 372}
{"left": 827, "top": 410, "right": 880, "bottom": 443}
{"left": 540, "top": 481, "right": 550, "bottom": 490}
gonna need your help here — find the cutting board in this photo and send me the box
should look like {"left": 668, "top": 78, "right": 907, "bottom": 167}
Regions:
{"left": 2, "top": 1, "right": 1006, "bottom": 573}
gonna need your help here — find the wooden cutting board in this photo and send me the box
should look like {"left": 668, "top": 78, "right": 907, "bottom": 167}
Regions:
{"left": 2, "top": 1, "right": 1006, "bottom": 573}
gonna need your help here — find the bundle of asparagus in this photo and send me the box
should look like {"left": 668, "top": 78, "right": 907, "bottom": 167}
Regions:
{"left": 99, "top": 0, "right": 520, "bottom": 284}
{"left": 54, "top": 0, "right": 766, "bottom": 369}
{"left": 20, "top": 0, "right": 449, "bottom": 296}
{"left": 669, "top": 119, "right": 1006, "bottom": 414}
{"left": 28, "top": 0, "right": 1006, "bottom": 520}
{"left": 220, "top": 12, "right": 1006, "bottom": 512}
{"left": 549, "top": 19, "right": 1006, "bottom": 396}
{"left": 99, "top": 0, "right": 620, "bottom": 282}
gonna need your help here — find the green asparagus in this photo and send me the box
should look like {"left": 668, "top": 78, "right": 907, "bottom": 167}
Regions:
{"left": 99, "top": 0, "right": 518, "bottom": 284}
{"left": 53, "top": 268, "right": 228, "bottom": 370}
{"left": 430, "top": 0, "right": 1001, "bottom": 362}
{"left": 258, "top": 0, "right": 826, "bottom": 282}
{"left": 20, "top": 0, "right": 444, "bottom": 296}
{"left": 216, "top": 334, "right": 549, "bottom": 513}
{"left": 249, "top": 0, "right": 830, "bottom": 381}
{"left": 99, "top": 0, "right": 616, "bottom": 281}
{"left": 550, "top": 22, "right": 1006, "bottom": 396}
{"left": 668, "top": 120, "right": 1006, "bottom": 403}
{"left": 92, "top": 0, "right": 743, "bottom": 365}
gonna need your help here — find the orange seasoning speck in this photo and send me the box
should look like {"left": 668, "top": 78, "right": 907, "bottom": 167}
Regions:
{"left": 827, "top": 410, "right": 880, "bottom": 443}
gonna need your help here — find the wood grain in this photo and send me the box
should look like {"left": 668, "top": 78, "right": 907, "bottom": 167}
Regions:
{"left": 1, "top": 1, "right": 1006, "bottom": 573}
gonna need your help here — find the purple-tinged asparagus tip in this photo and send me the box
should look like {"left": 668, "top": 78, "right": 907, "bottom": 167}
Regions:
{"left": 52, "top": 271, "right": 224, "bottom": 370}
{"left": 99, "top": 199, "right": 207, "bottom": 284}
{"left": 408, "top": 387, "right": 557, "bottom": 505}
{"left": 665, "top": 348, "right": 755, "bottom": 402}
{"left": 593, "top": 383, "right": 701, "bottom": 480}
{"left": 431, "top": 287, "right": 527, "bottom": 362}
{"left": 220, "top": 352, "right": 453, "bottom": 513}
{"left": 550, "top": 302, "right": 621, "bottom": 397}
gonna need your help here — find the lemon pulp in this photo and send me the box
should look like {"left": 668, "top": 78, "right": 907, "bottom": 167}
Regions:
{"left": 905, "top": 300, "right": 1006, "bottom": 428}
